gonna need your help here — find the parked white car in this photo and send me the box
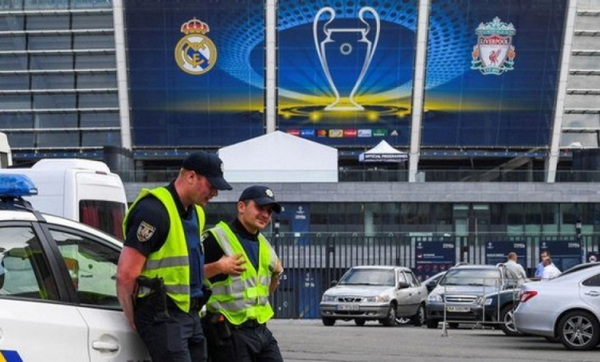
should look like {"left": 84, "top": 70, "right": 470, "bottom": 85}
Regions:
{"left": 514, "top": 262, "right": 600, "bottom": 350}
{"left": 0, "top": 174, "right": 149, "bottom": 361}
{"left": 319, "top": 265, "right": 427, "bottom": 326}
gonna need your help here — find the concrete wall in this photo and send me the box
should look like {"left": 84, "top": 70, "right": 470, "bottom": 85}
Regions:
{"left": 125, "top": 182, "right": 600, "bottom": 204}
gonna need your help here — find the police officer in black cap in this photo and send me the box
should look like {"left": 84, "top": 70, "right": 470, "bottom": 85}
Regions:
{"left": 203, "top": 185, "right": 284, "bottom": 362}
{"left": 117, "top": 151, "right": 232, "bottom": 362}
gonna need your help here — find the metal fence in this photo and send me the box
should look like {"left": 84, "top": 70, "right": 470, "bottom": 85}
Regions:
{"left": 269, "top": 233, "right": 600, "bottom": 319}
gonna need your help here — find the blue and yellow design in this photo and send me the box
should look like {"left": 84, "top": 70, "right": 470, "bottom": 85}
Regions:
{"left": 0, "top": 350, "right": 23, "bottom": 362}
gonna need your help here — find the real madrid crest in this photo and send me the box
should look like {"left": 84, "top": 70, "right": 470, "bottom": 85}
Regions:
{"left": 175, "top": 17, "right": 217, "bottom": 75}
{"left": 471, "top": 17, "right": 516, "bottom": 76}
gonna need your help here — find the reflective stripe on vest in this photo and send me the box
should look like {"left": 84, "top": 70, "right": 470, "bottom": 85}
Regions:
{"left": 206, "top": 221, "right": 277, "bottom": 324}
{"left": 123, "top": 187, "right": 205, "bottom": 312}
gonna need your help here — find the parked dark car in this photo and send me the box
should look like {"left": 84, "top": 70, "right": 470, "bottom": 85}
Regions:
{"left": 426, "top": 264, "right": 508, "bottom": 329}
{"left": 473, "top": 288, "right": 521, "bottom": 336}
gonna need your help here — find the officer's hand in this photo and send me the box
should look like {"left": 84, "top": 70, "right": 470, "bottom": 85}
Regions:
{"left": 220, "top": 254, "right": 247, "bottom": 275}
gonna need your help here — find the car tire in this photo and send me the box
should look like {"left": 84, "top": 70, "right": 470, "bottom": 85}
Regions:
{"left": 411, "top": 304, "right": 425, "bottom": 327}
{"left": 426, "top": 319, "right": 439, "bottom": 329}
{"left": 499, "top": 304, "right": 521, "bottom": 336}
{"left": 381, "top": 304, "right": 397, "bottom": 326}
{"left": 322, "top": 317, "right": 336, "bottom": 326}
{"left": 395, "top": 317, "right": 411, "bottom": 325}
{"left": 557, "top": 310, "right": 600, "bottom": 350}
{"left": 354, "top": 319, "right": 366, "bottom": 326}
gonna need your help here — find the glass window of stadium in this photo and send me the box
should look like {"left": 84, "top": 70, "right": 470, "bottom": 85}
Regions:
{"left": 205, "top": 202, "right": 600, "bottom": 238}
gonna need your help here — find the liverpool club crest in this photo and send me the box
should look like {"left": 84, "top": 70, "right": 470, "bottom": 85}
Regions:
{"left": 174, "top": 17, "right": 217, "bottom": 75}
{"left": 471, "top": 17, "right": 516, "bottom": 75}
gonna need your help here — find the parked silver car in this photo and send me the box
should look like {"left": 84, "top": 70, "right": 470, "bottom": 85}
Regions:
{"left": 319, "top": 266, "right": 427, "bottom": 326}
{"left": 514, "top": 262, "right": 600, "bottom": 350}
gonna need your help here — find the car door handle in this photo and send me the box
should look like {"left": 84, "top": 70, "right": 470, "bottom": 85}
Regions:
{"left": 585, "top": 291, "right": 600, "bottom": 297}
{"left": 92, "top": 340, "right": 120, "bottom": 352}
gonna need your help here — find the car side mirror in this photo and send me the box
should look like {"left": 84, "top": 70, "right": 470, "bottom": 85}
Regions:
{"left": 398, "top": 281, "right": 410, "bottom": 289}
{"left": 426, "top": 281, "right": 436, "bottom": 292}
{"left": 330, "top": 280, "right": 338, "bottom": 287}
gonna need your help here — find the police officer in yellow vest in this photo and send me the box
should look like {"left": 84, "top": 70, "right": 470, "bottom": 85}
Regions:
{"left": 203, "top": 185, "right": 284, "bottom": 362}
{"left": 117, "top": 151, "right": 232, "bottom": 362}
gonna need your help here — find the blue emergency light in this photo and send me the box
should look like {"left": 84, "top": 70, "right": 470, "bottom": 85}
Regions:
{"left": 0, "top": 174, "right": 38, "bottom": 197}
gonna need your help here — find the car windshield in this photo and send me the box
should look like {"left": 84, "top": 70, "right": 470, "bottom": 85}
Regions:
{"left": 440, "top": 269, "right": 500, "bottom": 287}
{"left": 338, "top": 268, "right": 396, "bottom": 286}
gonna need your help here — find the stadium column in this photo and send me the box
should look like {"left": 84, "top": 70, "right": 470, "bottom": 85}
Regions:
{"left": 408, "top": 0, "right": 430, "bottom": 182}
{"left": 265, "top": 0, "right": 277, "bottom": 134}
{"left": 546, "top": 0, "right": 578, "bottom": 183}
{"left": 113, "top": 0, "right": 133, "bottom": 150}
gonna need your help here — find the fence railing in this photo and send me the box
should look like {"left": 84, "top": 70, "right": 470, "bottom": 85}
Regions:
{"left": 269, "top": 233, "right": 599, "bottom": 319}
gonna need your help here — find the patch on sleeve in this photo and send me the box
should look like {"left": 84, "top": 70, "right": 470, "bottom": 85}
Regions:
{"left": 136, "top": 221, "right": 156, "bottom": 242}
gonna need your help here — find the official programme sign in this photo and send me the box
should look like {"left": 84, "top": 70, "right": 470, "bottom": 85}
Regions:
{"left": 359, "top": 153, "right": 408, "bottom": 162}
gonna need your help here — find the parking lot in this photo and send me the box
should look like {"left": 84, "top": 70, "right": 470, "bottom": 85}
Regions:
{"left": 269, "top": 320, "right": 600, "bottom": 362}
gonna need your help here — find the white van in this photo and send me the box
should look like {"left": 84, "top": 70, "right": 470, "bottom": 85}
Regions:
{"left": 0, "top": 132, "right": 13, "bottom": 168}
{"left": 0, "top": 158, "right": 127, "bottom": 239}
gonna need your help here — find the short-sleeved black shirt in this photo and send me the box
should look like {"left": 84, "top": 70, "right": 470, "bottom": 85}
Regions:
{"left": 203, "top": 218, "right": 260, "bottom": 284}
{"left": 124, "top": 182, "right": 192, "bottom": 256}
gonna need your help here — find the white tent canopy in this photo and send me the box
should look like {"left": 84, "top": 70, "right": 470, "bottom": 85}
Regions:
{"left": 359, "top": 140, "right": 408, "bottom": 162}
{"left": 218, "top": 131, "right": 338, "bottom": 182}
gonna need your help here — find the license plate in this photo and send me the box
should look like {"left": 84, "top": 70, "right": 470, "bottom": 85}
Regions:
{"left": 337, "top": 304, "right": 359, "bottom": 311}
{"left": 446, "top": 306, "right": 470, "bottom": 312}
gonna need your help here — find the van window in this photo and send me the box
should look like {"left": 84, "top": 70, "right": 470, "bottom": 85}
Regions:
{"left": 79, "top": 200, "right": 125, "bottom": 239}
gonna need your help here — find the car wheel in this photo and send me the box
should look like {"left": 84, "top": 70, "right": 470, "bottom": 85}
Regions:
{"left": 322, "top": 317, "right": 335, "bottom": 326}
{"left": 411, "top": 304, "right": 425, "bottom": 327}
{"left": 557, "top": 310, "right": 600, "bottom": 350}
{"left": 381, "top": 304, "right": 397, "bottom": 326}
{"left": 499, "top": 304, "right": 521, "bottom": 336}
{"left": 354, "top": 319, "right": 366, "bottom": 326}
{"left": 395, "top": 317, "right": 411, "bottom": 325}
{"left": 426, "top": 319, "right": 439, "bottom": 329}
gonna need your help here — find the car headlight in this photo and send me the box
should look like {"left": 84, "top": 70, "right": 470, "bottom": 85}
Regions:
{"left": 482, "top": 297, "right": 493, "bottom": 306}
{"left": 376, "top": 294, "right": 390, "bottom": 303}
{"left": 428, "top": 293, "right": 443, "bottom": 302}
{"left": 364, "top": 295, "right": 390, "bottom": 303}
{"left": 322, "top": 294, "right": 336, "bottom": 302}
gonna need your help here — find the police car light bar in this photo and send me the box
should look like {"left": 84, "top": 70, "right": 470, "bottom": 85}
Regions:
{"left": 0, "top": 174, "right": 38, "bottom": 197}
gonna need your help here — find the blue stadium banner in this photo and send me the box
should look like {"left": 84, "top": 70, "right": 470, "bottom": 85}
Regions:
{"left": 484, "top": 240, "right": 527, "bottom": 269}
{"left": 277, "top": 1, "right": 418, "bottom": 147}
{"left": 415, "top": 240, "right": 456, "bottom": 281}
{"left": 125, "top": 0, "right": 265, "bottom": 147}
{"left": 422, "top": 0, "right": 568, "bottom": 148}
{"left": 540, "top": 240, "right": 582, "bottom": 272}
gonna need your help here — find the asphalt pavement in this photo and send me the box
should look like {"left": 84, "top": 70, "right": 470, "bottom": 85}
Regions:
{"left": 269, "top": 319, "right": 599, "bottom": 362}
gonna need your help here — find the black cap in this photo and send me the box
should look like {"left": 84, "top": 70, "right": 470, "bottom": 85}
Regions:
{"left": 182, "top": 151, "right": 232, "bottom": 190}
{"left": 238, "top": 185, "right": 282, "bottom": 213}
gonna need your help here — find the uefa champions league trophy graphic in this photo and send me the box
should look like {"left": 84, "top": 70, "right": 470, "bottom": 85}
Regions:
{"left": 313, "top": 6, "right": 380, "bottom": 111}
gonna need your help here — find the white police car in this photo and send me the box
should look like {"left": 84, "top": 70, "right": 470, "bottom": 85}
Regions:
{"left": 0, "top": 174, "right": 149, "bottom": 361}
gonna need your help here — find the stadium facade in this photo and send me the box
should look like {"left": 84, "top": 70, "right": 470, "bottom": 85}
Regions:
{"left": 2, "top": 0, "right": 600, "bottom": 273}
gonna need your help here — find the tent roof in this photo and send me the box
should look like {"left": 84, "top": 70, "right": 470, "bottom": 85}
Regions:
{"left": 359, "top": 140, "right": 408, "bottom": 162}
{"left": 363, "top": 140, "right": 404, "bottom": 154}
{"left": 218, "top": 131, "right": 338, "bottom": 182}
